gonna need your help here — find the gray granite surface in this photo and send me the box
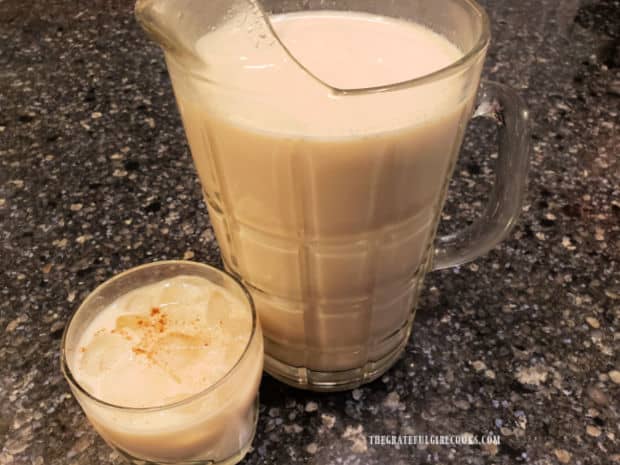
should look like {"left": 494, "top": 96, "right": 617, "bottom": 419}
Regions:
{"left": 1, "top": 0, "right": 619, "bottom": 464}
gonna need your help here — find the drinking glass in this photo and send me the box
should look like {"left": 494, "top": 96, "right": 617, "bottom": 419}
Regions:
{"left": 61, "top": 261, "right": 263, "bottom": 464}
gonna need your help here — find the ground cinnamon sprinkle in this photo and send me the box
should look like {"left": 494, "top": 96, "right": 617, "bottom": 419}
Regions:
{"left": 117, "top": 308, "right": 170, "bottom": 360}
{"left": 157, "top": 313, "right": 167, "bottom": 333}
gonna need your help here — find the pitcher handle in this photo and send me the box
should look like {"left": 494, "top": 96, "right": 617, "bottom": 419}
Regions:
{"left": 432, "top": 80, "right": 530, "bottom": 270}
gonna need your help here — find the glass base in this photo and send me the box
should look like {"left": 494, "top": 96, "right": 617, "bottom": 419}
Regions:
{"left": 263, "top": 329, "right": 410, "bottom": 392}
{"left": 114, "top": 431, "right": 254, "bottom": 465}
{"left": 110, "top": 397, "right": 258, "bottom": 465}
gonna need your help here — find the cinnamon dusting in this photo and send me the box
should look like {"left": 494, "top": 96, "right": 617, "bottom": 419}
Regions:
{"left": 112, "top": 307, "right": 172, "bottom": 362}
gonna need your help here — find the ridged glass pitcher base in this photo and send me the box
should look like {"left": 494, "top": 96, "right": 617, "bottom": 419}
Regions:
{"left": 263, "top": 324, "right": 411, "bottom": 391}
{"left": 223, "top": 261, "right": 424, "bottom": 391}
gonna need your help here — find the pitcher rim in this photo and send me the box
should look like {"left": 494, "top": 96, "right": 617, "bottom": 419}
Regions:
{"left": 149, "top": 0, "right": 491, "bottom": 95}
{"left": 269, "top": 0, "right": 491, "bottom": 95}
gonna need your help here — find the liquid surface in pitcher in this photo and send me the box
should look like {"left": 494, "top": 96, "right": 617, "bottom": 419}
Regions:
{"left": 168, "top": 10, "right": 475, "bottom": 375}
{"left": 269, "top": 12, "right": 460, "bottom": 89}
{"left": 190, "top": 10, "right": 463, "bottom": 134}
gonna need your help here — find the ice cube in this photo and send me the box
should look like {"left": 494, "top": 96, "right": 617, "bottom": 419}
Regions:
{"left": 206, "top": 291, "right": 233, "bottom": 327}
{"left": 118, "top": 290, "right": 156, "bottom": 315}
{"left": 98, "top": 358, "right": 178, "bottom": 407}
{"left": 152, "top": 332, "right": 210, "bottom": 382}
{"left": 164, "top": 302, "right": 209, "bottom": 330}
{"left": 115, "top": 314, "right": 148, "bottom": 333}
{"left": 199, "top": 344, "right": 230, "bottom": 382}
{"left": 79, "top": 331, "right": 133, "bottom": 378}
{"left": 222, "top": 312, "right": 251, "bottom": 342}
{"left": 158, "top": 277, "right": 208, "bottom": 306}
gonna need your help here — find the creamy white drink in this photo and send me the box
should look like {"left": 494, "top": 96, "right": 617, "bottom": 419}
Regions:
{"left": 65, "top": 274, "right": 263, "bottom": 463}
{"left": 167, "top": 11, "right": 478, "bottom": 373}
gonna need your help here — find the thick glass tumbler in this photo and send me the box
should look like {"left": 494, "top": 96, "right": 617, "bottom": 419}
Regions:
{"left": 61, "top": 261, "right": 263, "bottom": 464}
{"left": 136, "top": 0, "right": 529, "bottom": 391}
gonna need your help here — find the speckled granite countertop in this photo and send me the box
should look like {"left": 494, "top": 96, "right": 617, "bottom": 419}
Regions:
{"left": 1, "top": 0, "right": 619, "bottom": 464}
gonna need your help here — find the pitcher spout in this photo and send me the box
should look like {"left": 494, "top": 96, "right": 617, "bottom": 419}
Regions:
{"left": 135, "top": 0, "right": 271, "bottom": 67}
{"left": 135, "top": 0, "right": 197, "bottom": 61}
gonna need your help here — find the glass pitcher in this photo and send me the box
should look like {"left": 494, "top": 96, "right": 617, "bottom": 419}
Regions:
{"left": 135, "top": 0, "right": 529, "bottom": 391}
